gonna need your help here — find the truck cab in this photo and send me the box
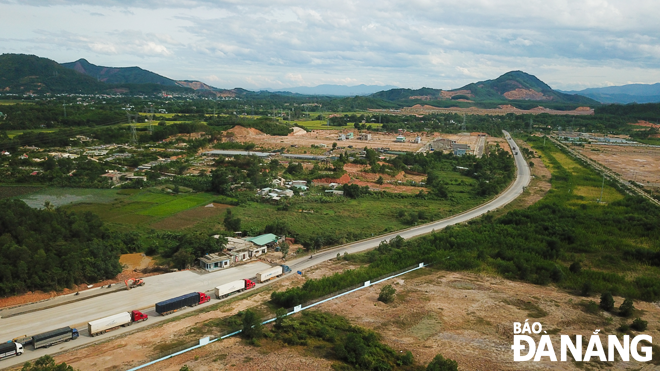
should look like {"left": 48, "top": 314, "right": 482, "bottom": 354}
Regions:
{"left": 72, "top": 328, "right": 79, "bottom": 339}
{"left": 244, "top": 279, "right": 256, "bottom": 290}
{"left": 281, "top": 265, "right": 291, "bottom": 274}
{"left": 199, "top": 292, "right": 211, "bottom": 304}
{"left": 131, "top": 310, "right": 149, "bottom": 322}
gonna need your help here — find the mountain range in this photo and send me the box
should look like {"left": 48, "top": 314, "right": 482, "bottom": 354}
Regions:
{"left": 265, "top": 84, "right": 398, "bottom": 96}
{"left": 0, "top": 53, "right": 636, "bottom": 107}
{"left": 560, "top": 84, "right": 660, "bottom": 104}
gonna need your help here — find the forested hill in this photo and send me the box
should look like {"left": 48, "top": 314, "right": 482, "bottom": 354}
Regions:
{"left": 0, "top": 199, "right": 122, "bottom": 295}
{"left": 0, "top": 54, "right": 193, "bottom": 94}
{"left": 371, "top": 71, "right": 598, "bottom": 106}
{"left": 62, "top": 58, "right": 178, "bottom": 86}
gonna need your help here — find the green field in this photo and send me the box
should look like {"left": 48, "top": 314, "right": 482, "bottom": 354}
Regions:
{"left": 293, "top": 119, "right": 383, "bottom": 131}
{"left": 18, "top": 188, "right": 120, "bottom": 209}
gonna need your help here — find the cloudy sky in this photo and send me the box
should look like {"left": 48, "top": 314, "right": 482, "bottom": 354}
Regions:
{"left": 2, "top": 0, "right": 660, "bottom": 91}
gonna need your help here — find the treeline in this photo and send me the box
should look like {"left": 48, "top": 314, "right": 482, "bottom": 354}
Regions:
{"left": 0, "top": 154, "right": 113, "bottom": 188}
{"left": 0, "top": 199, "right": 122, "bottom": 295}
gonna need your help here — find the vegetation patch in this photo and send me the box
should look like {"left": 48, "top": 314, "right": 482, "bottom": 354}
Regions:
{"left": 0, "top": 185, "right": 42, "bottom": 199}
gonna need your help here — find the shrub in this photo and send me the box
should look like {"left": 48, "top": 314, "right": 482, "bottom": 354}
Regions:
{"left": 580, "top": 281, "right": 593, "bottom": 296}
{"left": 426, "top": 354, "right": 459, "bottom": 371}
{"left": 631, "top": 318, "right": 648, "bottom": 331}
{"left": 241, "top": 309, "right": 263, "bottom": 343}
{"left": 378, "top": 284, "right": 396, "bottom": 304}
{"left": 569, "top": 262, "right": 582, "bottom": 274}
{"left": 600, "top": 292, "right": 615, "bottom": 311}
{"left": 618, "top": 323, "right": 630, "bottom": 332}
{"left": 619, "top": 298, "right": 635, "bottom": 317}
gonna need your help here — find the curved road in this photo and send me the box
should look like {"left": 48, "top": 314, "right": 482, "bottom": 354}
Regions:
{"left": 289, "top": 131, "right": 530, "bottom": 271}
{"left": 0, "top": 131, "right": 529, "bottom": 368}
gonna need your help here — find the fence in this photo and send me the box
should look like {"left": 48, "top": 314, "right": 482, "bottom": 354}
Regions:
{"left": 127, "top": 262, "right": 426, "bottom": 371}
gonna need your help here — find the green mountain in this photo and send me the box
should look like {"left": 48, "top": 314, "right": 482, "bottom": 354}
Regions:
{"left": 0, "top": 53, "right": 107, "bottom": 93}
{"left": 62, "top": 58, "right": 178, "bottom": 86}
{"left": 0, "top": 54, "right": 192, "bottom": 94}
{"left": 372, "top": 71, "right": 599, "bottom": 107}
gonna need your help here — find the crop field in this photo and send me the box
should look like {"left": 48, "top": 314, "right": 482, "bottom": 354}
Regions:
{"left": 296, "top": 119, "right": 383, "bottom": 131}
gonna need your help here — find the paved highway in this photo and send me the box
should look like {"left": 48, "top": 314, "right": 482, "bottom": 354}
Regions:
{"left": 0, "top": 131, "right": 529, "bottom": 368}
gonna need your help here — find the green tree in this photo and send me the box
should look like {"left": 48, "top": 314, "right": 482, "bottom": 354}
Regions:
{"left": 179, "top": 366, "right": 191, "bottom": 371}
{"left": 580, "top": 281, "right": 593, "bottom": 296}
{"left": 569, "top": 261, "right": 582, "bottom": 274}
{"left": 600, "top": 292, "right": 615, "bottom": 311}
{"left": 378, "top": 284, "right": 396, "bottom": 304}
{"left": 332, "top": 142, "right": 337, "bottom": 149}
{"left": 619, "top": 298, "right": 635, "bottom": 317}
{"left": 280, "top": 241, "right": 290, "bottom": 259}
{"left": 275, "top": 307, "right": 287, "bottom": 329}
{"left": 172, "top": 249, "right": 195, "bottom": 269}
{"left": 376, "top": 176, "right": 384, "bottom": 185}
{"left": 426, "top": 354, "right": 458, "bottom": 371}
{"left": 223, "top": 209, "right": 241, "bottom": 232}
{"left": 241, "top": 309, "right": 263, "bottom": 343}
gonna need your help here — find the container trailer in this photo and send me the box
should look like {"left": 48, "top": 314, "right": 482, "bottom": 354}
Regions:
{"left": 255, "top": 265, "right": 291, "bottom": 283}
{"left": 32, "top": 327, "right": 79, "bottom": 349}
{"left": 0, "top": 342, "right": 23, "bottom": 361}
{"left": 155, "top": 292, "right": 210, "bottom": 316}
{"left": 215, "top": 279, "right": 255, "bottom": 299}
{"left": 88, "top": 310, "right": 148, "bottom": 336}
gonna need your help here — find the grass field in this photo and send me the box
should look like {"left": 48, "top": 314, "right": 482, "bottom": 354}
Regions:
{"left": 6, "top": 128, "right": 56, "bottom": 138}
{"left": 18, "top": 188, "right": 120, "bottom": 209}
{"left": 294, "top": 120, "right": 383, "bottom": 131}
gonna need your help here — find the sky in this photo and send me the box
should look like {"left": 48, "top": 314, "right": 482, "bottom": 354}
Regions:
{"left": 2, "top": 0, "right": 660, "bottom": 91}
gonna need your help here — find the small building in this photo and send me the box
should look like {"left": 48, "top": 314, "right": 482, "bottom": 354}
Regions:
{"left": 346, "top": 132, "right": 354, "bottom": 139}
{"left": 325, "top": 190, "right": 344, "bottom": 196}
{"left": 338, "top": 134, "right": 346, "bottom": 141}
{"left": 359, "top": 133, "right": 372, "bottom": 141}
{"left": 199, "top": 253, "right": 231, "bottom": 271}
{"left": 414, "top": 136, "right": 422, "bottom": 144}
{"left": 291, "top": 180, "right": 307, "bottom": 187}
{"left": 244, "top": 233, "right": 280, "bottom": 249}
{"left": 395, "top": 136, "right": 406, "bottom": 142}
{"left": 452, "top": 143, "right": 470, "bottom": 156}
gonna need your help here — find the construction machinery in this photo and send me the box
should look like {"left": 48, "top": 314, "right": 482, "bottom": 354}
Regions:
{"left": 124, "top": 278, "right": 145, "bottom": 290}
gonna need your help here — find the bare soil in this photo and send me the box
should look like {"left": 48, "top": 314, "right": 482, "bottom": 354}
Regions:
{"left": 49, "top": 265, "right": 660, "bottom": 371}
{"left": 575, "top": 144, "right": 660, "bottom": 189}
{"left": 370, "top": 105, "right": 595, "bottom": 116}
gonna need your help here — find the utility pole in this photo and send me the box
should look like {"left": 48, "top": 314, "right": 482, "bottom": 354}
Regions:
{"left": 130, "top": 125, "right": 137, "bottom": 145}
{"left": 62, "top": 103, "right": 67, "bottom": 118}
{"left": 599, "top": 174, "right": 605, "bottom": 203}
{"left": 461, "top": 114, "right": 467, "bottom": 132}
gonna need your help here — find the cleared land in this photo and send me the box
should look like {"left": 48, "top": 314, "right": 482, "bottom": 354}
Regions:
{"left": 49, "top": 263, "right": 660, "bottom": 371}
{"left": 370, "top": 104, "right": 595, "bottom": 116}
{"left": 222, "top": 125, "right": 484, "bottom": 153}
{"left": 575, "top": 144, "right": 660, "bottom": 193}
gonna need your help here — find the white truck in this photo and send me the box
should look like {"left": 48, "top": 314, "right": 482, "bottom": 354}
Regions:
{"left": 255, "top": 265, "right": 291, "bottom": 283}
{"left": 0, "top": 342, "right": 23, "bottom": 361}
{"left": 87, "top": 310, "right": 148, "bottom": 337}
{"left": 215, "top": 279, "right": 256, "bottom": 299}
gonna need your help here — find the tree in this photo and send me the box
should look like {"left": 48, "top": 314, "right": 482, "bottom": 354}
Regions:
{"left": 43, "top": 200, "right": 54, "bottom": 211}
{"left": 179, "top": 366, "right": 191, "bottom": 371}
{"left": 332, "top": 142, "right": 337, "bottom": 149}
{"left": 275, "top": 307, "right": 287, "bottom": 329}
{"left": 600, "top": 292, "right": 615, "bottom": 311}
{"left": 569, "top": 261, "right": 582, "bottom": 274}
{"left": 241, "top": 309, "right": 263, "bottom": 343}
{"left": 619, "top": 298, "right": 635, "bottom": 317}
{"left": 172, "top": 249, "right": 195, "bottom": 269}
{"left": 376, "top": 176, "right": 384, "bottom": 185}
{"left": 21, "top": 355, "right": 75, "bottom": 371}
{"left": 223, "top": 209, "right": 241, "bottom": 232}
{"left": 378, "top": 284, "right": 396, "bottom": 303}
{"left": 280, "top": 241, "right": 290, "bottom": 259}
{"left": 580, "top": 281, "right": 593, "bottom": 296}
{"left": 426, "top": 354, "right": 458, "bottom": 371}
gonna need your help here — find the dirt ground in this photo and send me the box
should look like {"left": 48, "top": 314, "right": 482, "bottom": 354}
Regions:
{"left": 575, "top": 144, "right": 660, "bottom": 190}
{"left": 517, "top": 141, "right": 552, "bottom": 207}
{"left": 0, "top": 254, "right": 156, "bottom": 310}
{"left": 49, "top": 260, "right": 660, "bottom": 371}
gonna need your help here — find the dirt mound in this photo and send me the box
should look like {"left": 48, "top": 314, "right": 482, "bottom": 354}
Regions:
{"left": 503, "top": 89, "right": 551, "bottom": 101}
{"left": 498, "top": 105, "right": 516, "bottom": 110}
{"left": 575, "top": 106, "right": 592, "bottom": 111}
{"left": 226, "top": 125, "right": 265, "bottom": 137}
{"left": 288, "top": 127, "right": 308, "bottom": 136}
{"left": 631, "top": 120, "right": 660, "bottom": 129}
{"left": 312, "top": 173, "right": 350, "bottom": 184}
{"left": 440, "top": 89, "right": 473, "bottom": 99}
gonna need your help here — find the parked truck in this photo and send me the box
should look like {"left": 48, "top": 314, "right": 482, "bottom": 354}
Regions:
{"left": 88, "top": 310, "right": 149, "bottom": 337}
{"left": 32, "top": 327, "right": 79, "bottom": 349}
{"left": 215, "top": 279, "right": 255, "bottom": 299}
{"left": 155, "top": 292, "right": 210, "bottom": 316}
{"left": 255, "top": 265, "right": 291, "bottom": 283}
{"left": 0, "top": 342, "right": 24, "bottom": 361}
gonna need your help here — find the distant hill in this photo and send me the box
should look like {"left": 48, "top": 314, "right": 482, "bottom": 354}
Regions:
{"left": 267, "top": 84, "right": 398, "bottom": 96}
{"left": 0, "top": 54, "right": 193, "bottom": 94}
{"left": 62, "top": 58, "right": 178, "bottom": 86}
{"left": 176, "top": 80, "right": 218, "bottom": 91}
{"left": 0, "top": 54, "right": 107, "bottom": 93}
{"left": 372, "top": 71, "right": 598, "bottom": 106}
{"left": 561, "top": 83, "right": 660, "bottom": 104}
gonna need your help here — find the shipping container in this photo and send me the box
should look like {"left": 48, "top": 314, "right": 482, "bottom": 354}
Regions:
{"left": 32, "top": 327, "right": 79, "bottom": 349}
{"left": 88, "top": 312, "right": 131, "bottom": 336}
{"left": 215, "top": 279, "right": 255, "bottom": 299}
{"left": 155, "top": 292, "right": 210, "bottom": 315}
